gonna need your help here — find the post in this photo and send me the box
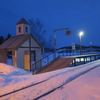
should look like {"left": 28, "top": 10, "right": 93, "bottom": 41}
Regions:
{"left": 53, "top": 28, "right": 69, "bottom": 59}
{"left": 90, "top": 42, "right": 92, "bottom": 52}
{"left": 29, "top": 37, "right": 31, "bottom": 71}
{"left": 79, "top": 31, "right": 83, "bottom": 55}
{"left": 74, "top": 59, "right": 76, "bottom": 66}
{"left": 79, "top": 35, "right": 82, "bottom": 55}
{"left": 84, "top": 57, "right": 85, "bottom": 64}
{"left": 54, "top": 31, "right": 56, "bottom": 59}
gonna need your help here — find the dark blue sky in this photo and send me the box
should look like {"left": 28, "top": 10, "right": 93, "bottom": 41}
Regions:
{"left": 0, "top": 0, "right": 100, "bottom": 48}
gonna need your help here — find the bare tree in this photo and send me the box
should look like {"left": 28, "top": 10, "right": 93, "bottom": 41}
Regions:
{"left": 29, "top": 18, "right": 53, "bottom": 51}
{"left": 5, "top": 33, "right": 11, "bottom": 41}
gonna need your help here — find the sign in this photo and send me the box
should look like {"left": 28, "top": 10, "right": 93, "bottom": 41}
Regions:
{"left": 66, "top": 30, "right": 71, "bottom": 35}
{"left": 72, "top": 43, "right": 75, "bottom": 50}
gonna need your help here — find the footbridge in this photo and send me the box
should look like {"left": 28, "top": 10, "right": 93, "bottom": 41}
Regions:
{"left": 32, "top": 51, "right": 100, "bottom": 74}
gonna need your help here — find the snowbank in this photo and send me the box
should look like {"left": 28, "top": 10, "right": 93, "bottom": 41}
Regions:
{"left": 0, "top": 63, "right": 31, "bottom": 76}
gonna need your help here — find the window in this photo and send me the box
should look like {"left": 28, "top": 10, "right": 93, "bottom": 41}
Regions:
{"left": 31, "top": 51, "right": 35, "bottom": 61}
{"left": 25, "top": 27, "right": 28, "bottom": 32}
{"left": 19, "top": 27, "right": 21, "bottom": 32}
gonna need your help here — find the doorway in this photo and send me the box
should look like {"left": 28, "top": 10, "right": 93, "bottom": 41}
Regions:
{"left": 31, "top": 51, "right": 36, "bottom": 70}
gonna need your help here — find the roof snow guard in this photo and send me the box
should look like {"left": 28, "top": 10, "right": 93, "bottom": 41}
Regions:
{"left": 16, "top": 18, "right": 30, "bottom": 25}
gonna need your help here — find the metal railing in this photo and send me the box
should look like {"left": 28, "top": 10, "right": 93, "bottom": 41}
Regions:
{"left": 71, "top": 54, "right": 100, "bottom": 66}
{"left": 32, "top": 51, "right": 59, "bottom": 74}
{"left": 32, "top": 48, "right": 100, "bottom": 74}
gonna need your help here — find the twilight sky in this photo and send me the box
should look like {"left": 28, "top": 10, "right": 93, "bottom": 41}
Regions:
{"left": 0, "top": 0, "right": 100, "bottom": 48}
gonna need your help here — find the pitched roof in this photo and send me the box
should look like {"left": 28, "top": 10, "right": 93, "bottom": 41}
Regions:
{"left": 0, "top": 34, "right": 42, "bottom": 50}
{"left": 16, "top": 18, "right": 30, "bottom": 25}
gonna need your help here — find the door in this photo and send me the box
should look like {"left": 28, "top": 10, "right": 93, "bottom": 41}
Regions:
{"left": 24, "top": 50, "right": 30, "bottom": 70}
{"left": 31, "top": 51, "right": 36, "bottom": 71}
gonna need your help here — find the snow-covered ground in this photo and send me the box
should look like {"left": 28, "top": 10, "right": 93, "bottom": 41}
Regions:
{"left": 0, "top": 60, "right": 100, "bottom": 100}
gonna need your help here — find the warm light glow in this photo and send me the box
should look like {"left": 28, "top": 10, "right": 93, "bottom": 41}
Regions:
{"left": 79, "top": 31, "right": 83, "bottom": 36}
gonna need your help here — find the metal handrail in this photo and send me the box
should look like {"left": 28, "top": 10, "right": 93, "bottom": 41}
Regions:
{"left": 32, "top": 48, "right": 100, "bottom": 74}
{"left": 32, "top": 51, "right": 58, "bottom": 73}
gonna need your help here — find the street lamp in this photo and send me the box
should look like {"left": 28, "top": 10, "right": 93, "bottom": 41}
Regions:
{"left": 53, "top": 28, "right": 69, "bottom": 58}
{"left": 90, "top": 42, "right": 92, "bottom": 52}
{"left": 79, "top": 31, "right": 83, "bottom": 55}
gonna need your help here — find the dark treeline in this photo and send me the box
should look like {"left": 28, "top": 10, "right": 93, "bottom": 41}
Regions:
{"left": 0, "top": 34, "right": 11, "bottom": 45}
{"left": 0, "top": 34, "right": 12, "bottom": 58}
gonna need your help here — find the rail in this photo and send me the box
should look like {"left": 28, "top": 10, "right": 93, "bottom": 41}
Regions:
{"left": 32, "top": 48, "right": 100, "bottom": 74}
{"left": 32, "top": 51, "right": 59, "bottom": 74}
{"left": 71, "top": 54, "right": 100, "bottom": 66}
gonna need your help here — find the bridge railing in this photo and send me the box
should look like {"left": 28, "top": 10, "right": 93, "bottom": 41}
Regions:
{"left": 57, "top": 49, "right": 100, "bottom": 57}
{"left": 32, "top": 51, "right": 60, "bottom": 74}
{"left": 32, "top": 48, "right": 100, "bottom": 74}
{"left": 71, "top": 54, "right": 100, "bottom": 66}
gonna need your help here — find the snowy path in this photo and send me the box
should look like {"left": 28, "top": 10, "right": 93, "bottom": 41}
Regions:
{"left": 1, "top": 60, "right": 100, "bottom": 100}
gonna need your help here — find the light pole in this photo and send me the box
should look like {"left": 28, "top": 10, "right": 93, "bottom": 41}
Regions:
{"left": 90, "top": 42, "right": 92, "bottom": 52}
{"left": 79, "top": 31, "right": 83, "bottom": 55}
{"left": 53, "top": 28, "right": 69, "bottom": 58}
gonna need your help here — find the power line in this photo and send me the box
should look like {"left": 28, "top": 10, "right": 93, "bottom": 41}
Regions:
{"left": 0, "top": 8, "right": 21, "bottom": 18}
{"left": 0, "top": 23, "right": 15, "bottom": 26}
{"left": 0, "top": 8, "right": 57, "bottom": 31}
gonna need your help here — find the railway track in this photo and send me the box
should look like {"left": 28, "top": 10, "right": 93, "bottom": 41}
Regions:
{"left": 0, "top": 61, "right": 100, "bottom": 100}
{"left": 33, "top": 65, "right": 99, "bottom": 100}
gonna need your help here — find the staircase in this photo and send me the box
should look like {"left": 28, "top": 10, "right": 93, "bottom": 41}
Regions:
{"left": 37, "top": 57, "right": 75, "bottom": 74}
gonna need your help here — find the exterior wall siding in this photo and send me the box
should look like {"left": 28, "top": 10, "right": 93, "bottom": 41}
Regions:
{"left": 23, "top": 24, "right": 30, "bottom": 34}
{"left": 16, "top": 48, "right": 24, "bottom": 69}
{"left": 0, "top": 50, "right": 7, "bottom": 63}
{"left": 21, "top": 38, "right": 40, "bottom": 47}
{"left": 12, "top": 51, "right": 17, "bottom": 67}
{"left": 12, "top": 37, "right": 42, "bottom": 71}
{"left": 16, "top": 47, "right": 42, "bottom": 70}
{"left": 16, "top": 24, "right": 30, "bottom": 35}
{"left": 31, "top": 48, "right": 42, "bottom": 71}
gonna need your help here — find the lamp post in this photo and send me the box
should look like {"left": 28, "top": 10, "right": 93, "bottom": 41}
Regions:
{"left": 53, "top": 28, "right": 69, "bottom": 58}
{"left": 79, "top": 31, "right": 83, "bottom": 55}
{"left": 90, "top": 42, "right": 92, "bottom": 52}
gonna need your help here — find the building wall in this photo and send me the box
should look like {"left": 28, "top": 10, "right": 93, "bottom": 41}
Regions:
{"left": 16, "top": 37, "right": 42, "bottom": 71}
{"left": 16, "top": 48, "right": 25, "bottom": 69}
{"left": 23, "top": 24, "right": 30, "bottom": 34}
{"left": 31, "top": 48, "right": 42, "bottom": 71}
{"left": 0, "top": 37, "right": 42, "bottom": 71}
{"left": 0, "top": 50, "right": 7, "bottom": 63}
{"left": 21, "top": 38, "right": 39, "bottom": 47}
{"left": 30, "top": 38, "right": 42, "bottom": 71}
{"left": 35, "top": 48, "right": 42, "bottom": 70}
{"left": 12, "top": 50, "right": 17, "bottom": 67}
{"left": 16, "top": 24, "right": 30, "bottom": 35}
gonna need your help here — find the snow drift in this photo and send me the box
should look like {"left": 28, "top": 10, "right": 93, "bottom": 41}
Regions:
{"left": 0, "top": 63, "right": 30, "bottom": 76}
